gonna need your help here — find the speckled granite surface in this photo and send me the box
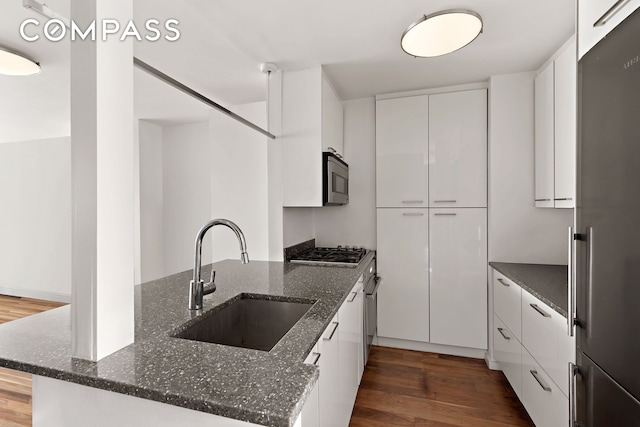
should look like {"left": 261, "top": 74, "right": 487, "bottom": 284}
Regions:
{"left": 489, "top": 262, "right": 568, "bottom": 317}
{"left": 0, "top": 253, "right": 374, "bottom": 427}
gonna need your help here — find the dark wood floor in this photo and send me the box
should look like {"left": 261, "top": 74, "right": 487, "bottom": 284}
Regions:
{"left": 350, "top": 346, "right": 534, "bottom": 427}
{"left": 0, "top": 295, "right": 67, "bottom": 427}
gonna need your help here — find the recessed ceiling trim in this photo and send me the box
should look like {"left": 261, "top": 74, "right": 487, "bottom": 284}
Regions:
{"left": 400, "top": 9, "right": 483, "bottom": 58}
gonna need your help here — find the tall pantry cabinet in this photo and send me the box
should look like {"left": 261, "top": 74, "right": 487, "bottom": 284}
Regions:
{"left": 376, "top": 89, "right": 488, "bottom": 351}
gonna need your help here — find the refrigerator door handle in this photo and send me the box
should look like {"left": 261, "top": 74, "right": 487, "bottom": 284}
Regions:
{"left": 569, "top": 362, "right": 578, "bottom": 427}
{"left": 568, "top": 227, "right": 576, "bottom": 336}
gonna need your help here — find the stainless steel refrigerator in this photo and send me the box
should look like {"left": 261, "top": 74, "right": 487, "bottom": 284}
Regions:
{"left": 574, "top": 6, "right": 640, "bottom": 426}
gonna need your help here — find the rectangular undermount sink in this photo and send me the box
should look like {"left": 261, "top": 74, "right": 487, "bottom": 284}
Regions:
{"left": 172, "top": 294, "right": 314, "bottom": 352}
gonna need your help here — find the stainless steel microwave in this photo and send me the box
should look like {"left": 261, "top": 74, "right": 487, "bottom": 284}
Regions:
{"left": 322, "top": 152, "right": 349, "bottom": 205}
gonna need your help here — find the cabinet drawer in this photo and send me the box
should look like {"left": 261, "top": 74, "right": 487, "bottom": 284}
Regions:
{"left": 521, "top": 347, "right": 568, "bottom": 427}
{"left": 493, "top": 271, "right": 522, "bottom": 341}
{"left": 493, "top": 315, "right": 522, "bottom": 399}
{"left": 522, "top": 290, "right": 575, "bottom": 397}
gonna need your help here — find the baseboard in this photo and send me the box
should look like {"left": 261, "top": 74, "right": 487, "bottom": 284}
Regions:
{"left": 377, "top": 336, "right": 488, "bottom": 360}
{"left": 485, "top": 354, "right": 501, "bottom": 371}
{"left": 0, "top": 286, "right": 71, "bottom": 303}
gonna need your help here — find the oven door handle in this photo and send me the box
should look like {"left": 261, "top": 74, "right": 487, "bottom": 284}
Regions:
{"left": 366, "top": 277, "right": 382, "bottom": 299}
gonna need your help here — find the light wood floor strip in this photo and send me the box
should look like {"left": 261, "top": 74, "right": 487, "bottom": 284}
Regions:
{"left": 350, "top": 346, "right": 534, "bottom": 427}
{"left": 0, "top": 295, "right": 66, "bottom": 427}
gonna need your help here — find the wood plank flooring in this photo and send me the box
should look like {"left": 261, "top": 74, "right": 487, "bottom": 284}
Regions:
{"left": 0, "top": 295, "right": 67, "bottom": 427}
{"left": 350, "top": 346, "right": 534, "bottom": 427}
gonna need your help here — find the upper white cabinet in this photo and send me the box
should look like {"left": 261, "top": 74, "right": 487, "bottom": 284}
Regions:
{"left": 376, "top": 208, "right": 430, "bottom": 342}
{"left": 429, "top": 90, "right": 487, "bottom": 208}
{"left": 429, "top": 208, "right": 487, "bottom": 349}
{"left": 578, "top": 0, "right": 640, "bottom": 58}
{"left": 375, "top": 95, "right": 429, "bottom": 207}
{"left": 534, "top": 38, "right": 576, "bottom": 209}
{"left": 282, "top": 67, "right": 343, "bottom": 207}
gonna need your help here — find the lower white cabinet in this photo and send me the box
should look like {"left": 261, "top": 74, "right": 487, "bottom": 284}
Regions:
{"left": 493, "top": 314, "right": 522, "bottom": 399}
{"left": 429, "top": 208, "right": 487, "bottom": 349}
{"left": 308, "top": 280, "right": 364, "bottom": 427}
{"left": 377, "top": 208, "right": 430, "bottom": 342}
{"left": 521, "top": 348, "right": 568, "bottom": 427}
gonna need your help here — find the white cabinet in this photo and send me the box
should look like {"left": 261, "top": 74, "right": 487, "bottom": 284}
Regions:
{"left": 521, "top": 289, "right": 575, "bottom": 397}
{"left": 578, "top": 0, "right": 640, "bottom": 59}
{"left": 493, "top": 272, "right": 522, "bottom": 341}
{"left": 375, "top": 95, "right": 429, "bottom": 207}
{"left": 301, "top": 344, "right": 320, "bottom": 427}
{"left": 521, "top": 347, "right": 568, "bottom": 427}
{"left": 493, "top": 315, "right": 522, "bottom": 399}
{"left": 317, "top": 313, "right": 340, "bottom": 427}
{"left": 338, "top": 280, "right": 363, "bottom": 421}
{"left": 282, "top": 67, "right": 343, "bottom": 207}
{"left": 534, "top": 62, "right": 555, "bottom": 208}
{"left": 534, "top": 38, "right": 577, "bottom": 209}
{"left": 376, "top": 208, "right": 429, "bottom": 342}
{"left": 429, "top": 208, "right": 487, "bottom": 349}
{"left": 428, "top": 90, "right": 487, "bottom": 208}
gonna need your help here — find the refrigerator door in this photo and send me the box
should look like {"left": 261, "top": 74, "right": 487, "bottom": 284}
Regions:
{"left": 576, "top": 351, "right": 640, "bottom": 426}
{"left": 576, "top": 6, "right": 640, "bottom": 402}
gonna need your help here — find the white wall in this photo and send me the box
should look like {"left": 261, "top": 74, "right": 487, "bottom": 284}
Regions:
{"left": 210, "top": 103, "right": 269, "bottom": 262}
{"left": 162, "top": 122, "right": 212, "bottom": 275}
{"left": 0, "top": 137, "right": 71, "bottom": 302}
{"left": 283, "top": 208, "right": 316, "bottom": 248}
{"left": 488, "top": 72, "right": 573, "bottom": 264}
{"left": 137, "top": 121, "right": 165, "bottom": 282}
{"left": 313, "top": 98, "right": 377, "bottom": 249}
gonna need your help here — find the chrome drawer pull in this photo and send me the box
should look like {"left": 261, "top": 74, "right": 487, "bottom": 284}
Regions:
{"left": 402, "top": 212, "right": 424, "bottom": 216}
{"left": 530, "top": 370, "right": 552, "bottom": 392}
{"left": 324, "top": 321, "right": 339, "bottom": 341}
{"left": 594, "top": 0, "right": 630, "bottom": 27}
{"left": 433, "top": 200, "right": 457, "bottom": 203}
{"left": 311, "top": 352, "right": 321, "bottom": 366}
{"left": 535, "top": 198, "right": 551, "bottom": 202}
{"left": 434, "top": 213, "right": 457, "bottom": 216}
{"left": 554, "top": 198, "right": 573, "bottom": 201}
{"left": 530, "top": 303, "right": 551, "bottom": 318}
{"left": 402, "top": 200, "right": 424, "bottom": 204}
{"left": 497, "top": 278, "right": 510, "bottom": 287}
{"left": 497, "top": 327, "right": 511, "bottom": 340}
{"left": 347, "top": 291, "right": 357, "bottom": 302}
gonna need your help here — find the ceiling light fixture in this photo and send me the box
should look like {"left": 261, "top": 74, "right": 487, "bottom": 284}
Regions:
{"left": 401, "top": 9, "right": 483, "bottom": 58}
{"left": 0, "top": 47, "right": 40, "bottom": 76}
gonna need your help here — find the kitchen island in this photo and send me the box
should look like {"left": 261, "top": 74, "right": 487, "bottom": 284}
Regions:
{"left": 0, "top": 254, "right": 373, "bottom": 427}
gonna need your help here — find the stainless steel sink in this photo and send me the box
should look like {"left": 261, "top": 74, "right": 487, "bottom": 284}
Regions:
{"left": 172, "top": 294, "right": 315, "bottom": 351}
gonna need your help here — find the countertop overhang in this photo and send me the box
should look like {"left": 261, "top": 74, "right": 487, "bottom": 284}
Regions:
{"left": 0, "top": 253, "right": 374, "bottom": 427}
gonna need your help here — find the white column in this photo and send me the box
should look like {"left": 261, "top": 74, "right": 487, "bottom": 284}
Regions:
{"left": 70, "top": 0, "right": 135, "bottom": 361}
{"left": 267, "top": 71, "right": 284, "bottom": 261}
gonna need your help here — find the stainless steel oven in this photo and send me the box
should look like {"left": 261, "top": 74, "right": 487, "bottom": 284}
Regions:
{"left": 362, "top": 256, "right": 379, "bottom": 365}
{"left": 322, "top": 152, "right": 349, "bottom": 206}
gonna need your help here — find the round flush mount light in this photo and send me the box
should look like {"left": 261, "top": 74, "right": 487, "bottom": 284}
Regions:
{"left": 401, "top": 9, "right": 483, "bottom": 58}
{"left": 0, "top": 46, "right": 40, "bottom": 76}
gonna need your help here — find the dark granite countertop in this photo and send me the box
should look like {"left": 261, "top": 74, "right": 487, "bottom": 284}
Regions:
{"left": 489, "top": 262, "right": 568, "bottom": 317}
{"left": 0, "top": 252, "right": 374, "bottom": 427}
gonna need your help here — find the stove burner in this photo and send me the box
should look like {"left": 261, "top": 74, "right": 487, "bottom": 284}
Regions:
{"left": 290, "top": 246, "right": 367, "bottom": 266}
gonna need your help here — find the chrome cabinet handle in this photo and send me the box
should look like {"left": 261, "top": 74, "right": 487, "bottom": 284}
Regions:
{"left": 327, "top": 146, "right": 337, "bottom": 153}
{"left": 497, "top": 278, "right": 510, "bottom": 287}
{"left": 569, "top": 362, "right": 578, "bottom": 427}
{"left": 433, "top": 200, "right": 457, "bottom": 203}
{"left": 402, "top": 200, "right": 424, "bottom": 204}
{"left": 535, "top": 198, "right": 551, "bottom": 202}
{"left": 555, "top": 198, "right": 573, "bottom": 201}
{"left": 402, "top": 212, "right": 424, "bottom": 216}
{"left": 586, "top": 227, "right": 594, "bottom": 332}
{"left": 594, "top": 0, "right": 630, "bottom": 27}
{"left": 434, "top": 213, "right": 456, "bottom": 216}
{"left": 324, "top": 321, "right": 339, "bottom": 341}
{"left": 497, "top": 327, "right": 511, "bottom": 340}
{"left": 530, "top": 303, "right": 551, "bottom": 318}
{"left": 347, "top": 291, "right": 357, "bottom": 302}
{"left": 530, "top": 370, "right": 552, "bottom": 392}
{"left": 568, "top": 227, "right": 576, "bottom": 337}
{"left": 311, "top": 352, "right": 321, "bottom": 366}
{"left": 335, "top": 153, "right": 343, "bottom": 159}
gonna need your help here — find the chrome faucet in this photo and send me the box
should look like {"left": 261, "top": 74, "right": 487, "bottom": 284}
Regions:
{"left": 188, "top": 219, "right": 249, "bottom": 310}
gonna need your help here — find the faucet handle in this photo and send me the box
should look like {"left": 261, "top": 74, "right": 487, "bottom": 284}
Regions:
{"left": 209, "top": 269, "right": 216, "bottom": 285}
{"left": 203, "top": 270, "right": 216, "bottom": 295}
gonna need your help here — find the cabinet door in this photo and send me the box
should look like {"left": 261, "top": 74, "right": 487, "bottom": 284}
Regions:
{"left": 578, "top": 0, "right": 640, "bottom": 59}
{"left": 493, "top": 315, "right": 523, "bottom": 399}
{"left": 493, "top": 271, "right": 522, "bottom": 341}
{"left": 429, "top": 208, "right": 487, "bottom": 349}
{"left": 322, "top": 75, "right": 344, "bottom": 156}
{"left": 376, "top": 96, "right": 429, "bottom": 207}
{"left": 428, "top": 90, "right": 487, "bottom": 208}
{"left": 535, "top": 62, "right": 555, "bottom": 208}
{"left": 376, "top": 208, "right": 429, "bottom": 342}
{"left": 301, "top": 344, "right": 320, "bottom": 427}
{"left": 318, "top": 315, "right": 340, "bottom": 427}
{"left": 338, "top": 281, "right": 362, "bottom": 423}
{"left": 553, "top": 40, "right": 576, "bottom": 208}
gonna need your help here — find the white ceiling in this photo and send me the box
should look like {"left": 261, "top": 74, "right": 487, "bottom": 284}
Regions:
{"left": 0, "top": 0, "right": 575, "bottom": 143}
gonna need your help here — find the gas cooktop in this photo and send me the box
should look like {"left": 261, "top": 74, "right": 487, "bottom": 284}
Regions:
{"left": 289, "top": 246, "right": 367, "bottom": 267}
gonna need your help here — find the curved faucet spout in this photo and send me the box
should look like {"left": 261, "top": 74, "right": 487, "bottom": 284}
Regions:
{"left": 189, "top": 219, "right": 249, "bottom": 310}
